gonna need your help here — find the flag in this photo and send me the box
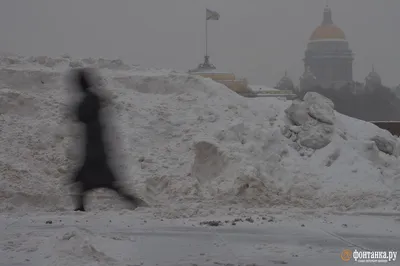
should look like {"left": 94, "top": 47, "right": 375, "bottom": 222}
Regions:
{"left": 206, "top": 9, "right": 220, "bottom": 20}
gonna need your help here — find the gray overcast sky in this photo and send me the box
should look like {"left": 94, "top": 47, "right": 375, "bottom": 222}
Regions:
{"left": 0, "top": 0, "right": 399, "bottom": 87}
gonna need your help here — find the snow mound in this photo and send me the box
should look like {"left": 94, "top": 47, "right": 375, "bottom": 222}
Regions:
{"left": 284, "top": 92, "right": 335, "bottom": 149}
{"left": 0, "top": 55, "right": 400, "bottom": 215}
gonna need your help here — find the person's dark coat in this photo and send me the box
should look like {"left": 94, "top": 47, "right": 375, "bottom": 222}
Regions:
{"left": 72, "top": 70, "right": 116, "bottom": 190}
{"left": 69, "top": 69, "right": 146, "bottom": 211}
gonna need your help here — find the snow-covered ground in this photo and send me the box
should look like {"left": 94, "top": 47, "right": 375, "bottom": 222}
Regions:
{"left": 1, "top": 210, "right": 399, "bottom": 265}
{"left": 0, "top": 54, "right": 399, "bottom": 265}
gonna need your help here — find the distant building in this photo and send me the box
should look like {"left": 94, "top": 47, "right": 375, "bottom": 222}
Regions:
{"left": 365, "top": 65, "right": 382, "bottom": 92}
{"left": 394, "top": 85, "right": 400, "bottom": 99}
{"left": 299, "top": 66, "right": 318, "bottom": 91}
{"left": 188, "top": 55, "right": 251, "bottom": 94}
{"left": 302, "top": 5, "right": 354, "bottom": 90}
{"left": 274, "top": 71, "right": 295, "bottom": 91}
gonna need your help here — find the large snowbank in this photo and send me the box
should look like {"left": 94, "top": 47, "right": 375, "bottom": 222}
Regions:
{"left": 0, "top": 55, "right": 400, "bottom": 215}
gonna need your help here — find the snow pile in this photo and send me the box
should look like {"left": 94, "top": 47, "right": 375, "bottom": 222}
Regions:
{"left": 283, "top": 92, "right": 336, "bottom": 149}
{"left": 0, "top": 54, "right": 400, "bottom": 214}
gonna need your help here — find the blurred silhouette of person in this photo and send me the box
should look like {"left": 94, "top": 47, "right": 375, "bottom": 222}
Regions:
{"left": 69, "top": 68, "right": 146, "bottom": 211}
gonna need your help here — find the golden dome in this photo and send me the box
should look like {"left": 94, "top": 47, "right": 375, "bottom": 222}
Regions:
{"left": 310, "top": 24, "right": 345, "bottom": 40}
{"left": 309, "top": 5, "right": 346, "bottom": 41}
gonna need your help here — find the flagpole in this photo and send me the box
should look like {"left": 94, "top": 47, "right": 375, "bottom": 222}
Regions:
{"left": 205, "top": 16, "right": 208, "bottom": 57}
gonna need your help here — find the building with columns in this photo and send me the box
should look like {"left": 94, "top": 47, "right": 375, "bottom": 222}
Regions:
{"left": 301, "top": 5, "right": 354, "bottom": 89}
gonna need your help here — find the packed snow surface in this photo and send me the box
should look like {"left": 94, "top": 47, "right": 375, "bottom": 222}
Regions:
{"left": 2, "top": 210, "right": 400, "bottom": 266}
{"left": 0, "top": 55, "right": 400, "bottom": 217}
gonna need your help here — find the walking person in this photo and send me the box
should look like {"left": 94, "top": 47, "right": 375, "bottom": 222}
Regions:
{"left": 69, "top": 68, "right": 146, "bottom": 212}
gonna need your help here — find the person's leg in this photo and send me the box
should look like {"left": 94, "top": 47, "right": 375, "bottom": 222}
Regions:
{"left": 73, "top": 165, "right": 88, "bottom": 212}
{"left": 74, "top": 193, "right": 86, "bottom": 212}
{"left": 110, "top": 183, "right": 148, "bottom": 208}
{"left": 74, "top": 185, "right": 87, "bottom": 212}
{"left": 101, "top": 164, "right": 148, "bottom": 208}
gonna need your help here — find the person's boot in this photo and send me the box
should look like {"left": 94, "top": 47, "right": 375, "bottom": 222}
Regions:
{"left": 112, "top": 184, "right": 149, "bottom": 209}
{"left": 135, "top": 197, "right": 149, "bottom": 207}
{"left": 125, "top": 196, "right": 148, "bottom": 210}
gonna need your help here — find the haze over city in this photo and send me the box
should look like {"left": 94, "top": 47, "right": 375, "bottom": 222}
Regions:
{"left": 0, "top": 0, "right": 399, "bottom": 86}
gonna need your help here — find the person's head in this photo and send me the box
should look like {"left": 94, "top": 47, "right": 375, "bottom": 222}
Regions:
{"left": 74, "top": 68, "right": 94, "bottom": 94}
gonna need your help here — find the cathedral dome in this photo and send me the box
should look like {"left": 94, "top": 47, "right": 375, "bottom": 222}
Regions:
{"left": 310, "top": 25, "right": 346, "bottom": 41}
{"left": 309, "top": 5, "right": 346, "bottom": 41}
